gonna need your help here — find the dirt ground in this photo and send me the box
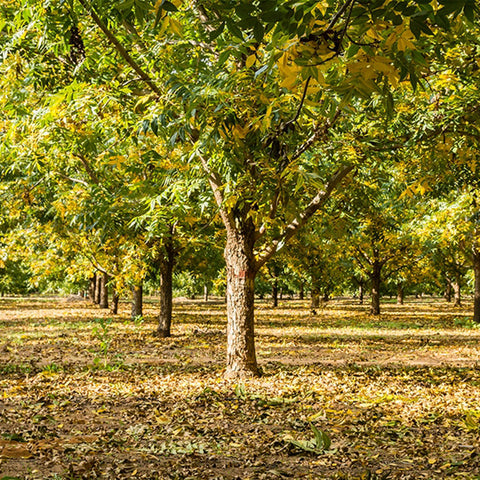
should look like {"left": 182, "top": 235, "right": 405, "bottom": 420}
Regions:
{"left": 1, "top": 296, "right": 480, "bottom": 479}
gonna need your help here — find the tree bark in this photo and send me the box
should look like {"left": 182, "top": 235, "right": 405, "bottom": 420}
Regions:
{"left": 99, "top": 272, "right": 109, "bottom": 309}
{"left": 299, "top": 281, "right": 304, "bottom": 300}
{"left": 203, "top": 284, "right": 209, "bottom": 302}
{"left": 94, "top": 272, "right": 101, "bottom": 304}
{"left": 131, "top": 284, "right": 143, "bottom": 319}
{"left": 311, "top": 287, "right": 320, "bottom": 310}
{"left": 111, "top": 289, "right": 119, "bottom": 315}
{"left": 396, "top": 283, "right": 404, "bottom": 305}
{"left": 453, "top": 273, "right": 461, "bottom": 307}
{"left": 224, "top": 224, "right": 259, "bottom": 378}
{"left": 88, "top": 275, "right": 96, "bottom": 302}
{"left": 474, "top": 248, "right": 480, "bottom": 323}
{"left": 444, "top": 281, "right": 452, "bottom": 302}
{"left": 156, "top": 239, "right": 175, "bottom": 337}
{"left": 358, "top": 281, "right": 364, "bottom": 305}
{"left": 272, "top": 278, "right": 278, "bottom": 308}
{"left": 370, "top": 261, "right": 381, "bottom": 315}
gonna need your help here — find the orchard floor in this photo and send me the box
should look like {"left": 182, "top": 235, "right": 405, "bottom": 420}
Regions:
{"left": 1, "top": 296, "right": 480, "bottom": 480}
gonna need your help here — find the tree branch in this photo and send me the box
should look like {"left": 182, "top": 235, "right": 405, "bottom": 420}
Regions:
{"left": 72, "top": 152, "right": 100, "bottom": 185}
{"left": 352, "top": 254, "right": 369, "bottom": 274}
{"left": 77, "top": 0, "right": 162, "bottom": 97}
{"left": 327, "top": 0, "right": 357, "bottom": 31}
{"left": 291, "top": 107, "right": 342, "bottom": 162}
{"left": 355, "top": 245, "right": 373, "bottom": 267}
{"left": 58, "top": 173, "right": 89, "bottom": 187}
{"left": 198, "top": 153, "right": 235, "bottom": 233}
{"left": 256, "top": 163, "right": 355, "bottom": 268}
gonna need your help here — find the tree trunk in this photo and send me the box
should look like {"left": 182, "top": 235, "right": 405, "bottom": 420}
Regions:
{"left": 358, "top": 281, "right": 364, "bottom": 305}
{"left": 99, "top": 272, "right": 109, "bottom": 309}
{"left": 272, "top": 278, "right": 278, "bottom": 308}
{"left": 474, "top": 248, "right": 480, "bottom": 323}
{"left": 396, "top": 283, "right": 404, "bottom": 305}
{"left": 88, "top": 276, "right": 96, "bottom": 302}
{"left": 370, "top": 261, "right": 381, "bottom": 315}
{"left": 444, "top": 281, "right": 452, "bottom": 303}
{"left": 299, "top": 281, "right": 304, "bottom": 300}
{"left": 131, "top": 284, "right": 143, "bottom": 319}
{"left": 94, "top": 272, "right": 101, "bottom": 304}
{"left": 111, "top": 290, "right": 119, "bottom": 315}
{"left": 224, "top": 226, "right": 259, "bottom": 378}
{"left": 453, "top": 273, "right": 461, "bottom": 307}
{"left": 156, "top": 239, "right": 175, "bottom": 337}
{"left": 311, "top": 287, "right": 320, "bottom": 310}
{"left": 203, "top": 284, "right": 209, "bottom": 302}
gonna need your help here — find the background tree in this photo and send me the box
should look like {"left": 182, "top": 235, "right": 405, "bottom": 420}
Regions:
{"left": 2, "top": 0, "right": 475, "bottom": 377}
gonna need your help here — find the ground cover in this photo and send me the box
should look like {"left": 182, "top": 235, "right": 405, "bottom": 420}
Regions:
{"left": 0, "top": 297, "right": 479, "bottom": 479}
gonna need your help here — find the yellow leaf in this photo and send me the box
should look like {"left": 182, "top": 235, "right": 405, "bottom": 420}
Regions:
{"left": 371, "top": 58, "right": 395, "bottom": 75}
{"left": 313, "top": 1, "right": 328, "bottom": 15}
{"left": 397, "top": 36, "right": 415, "bottom": 51}
{"left": 168, "top": 17, "right": 183, "bottom": 37}
{"left": 246, "top": 54, "right": 256, "bottom": 69}
{"left": 280, "top": 74, "right": 298, "bottom": 90}
{"left": 233, "top": 124, "right": 249, "bottom": 139}
{"left": 263, "top": 105, "right": 273, "bottom": 130}
{"left": 158, "top": 16, "right": 169, "bottom": 37}
{"left": 385, "top": 32, "right": 397, "bottom": 49}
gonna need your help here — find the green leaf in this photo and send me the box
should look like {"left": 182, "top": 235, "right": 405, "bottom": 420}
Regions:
{"left": 234, "top": 382, "right": 247, "bottom": 399}
{"left": 409, "top": 19, "right": 421, "bottom": 39}
{"left": 150, "top": 117, "right": 158, "bottom": 136}
{"left": 463, "top": 4, "right": 475, "bottom": 22}
{"left": 161, "top": 1, "right": 178, "bottom": 12}
{"left": 261, "top": 9, "right": 284, "bottom": 23}
{"left": 236, "top": 3, "right": 255, "bottom": 19}
{"left": 226, "top": 19, "right": 243, "bottom": 40}
{"left": 218, "top": 50, "right": 231, "bottom": 67}
{"left": 311, "top": 424, "right": 331, "bottom": 450}
{"left": 253, "top": 21, "right": 265, "bottom": 43}
{"left": 437, "top": 1, "right": 466, "bottom": 15}
{"left": 433, "top": 12, "right": 450, "bottom": 30}
{"left": 209, "top": 21, "right": 225, "bottom": 40}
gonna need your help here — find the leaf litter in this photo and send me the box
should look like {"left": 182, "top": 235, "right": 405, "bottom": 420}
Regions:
{"left": 0, "top": 297, "right": 479, "bottom": 479}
